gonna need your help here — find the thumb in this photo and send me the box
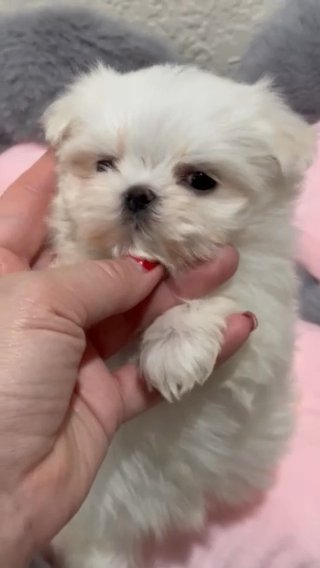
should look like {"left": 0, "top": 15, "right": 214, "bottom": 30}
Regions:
{"left": 46, "top": 257, "right": 163, "bottom": 328}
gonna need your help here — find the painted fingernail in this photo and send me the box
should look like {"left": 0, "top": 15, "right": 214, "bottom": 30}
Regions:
{"left": 127, "top": 255, "right": 159, "bottom": 272}
{"left": 242, "top": 311, "right": 258, "bottom": 331}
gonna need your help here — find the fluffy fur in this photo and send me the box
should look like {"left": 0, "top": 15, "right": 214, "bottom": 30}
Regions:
{"left": 43, "top": 64, "right": 314, "bottom": 568}
{"left": 0, "top": 4, "right": 177, "bottom": 151}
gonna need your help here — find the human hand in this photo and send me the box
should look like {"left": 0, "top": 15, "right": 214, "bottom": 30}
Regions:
{"left": 0, "top": 152, "right": 254, "bottom": 566}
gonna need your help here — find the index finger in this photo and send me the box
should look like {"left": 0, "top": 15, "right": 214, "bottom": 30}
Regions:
{"left": 0, "top": 150, "right": 55, "bottom": 263}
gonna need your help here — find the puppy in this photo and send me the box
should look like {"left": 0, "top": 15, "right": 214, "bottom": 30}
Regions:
{"left": 43, "top": 64, "right": 315, "bottom": 567}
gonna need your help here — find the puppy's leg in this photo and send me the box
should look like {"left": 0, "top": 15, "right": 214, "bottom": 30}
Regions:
{"left": 140, "top": 297, "right": 237, "bottom": 401}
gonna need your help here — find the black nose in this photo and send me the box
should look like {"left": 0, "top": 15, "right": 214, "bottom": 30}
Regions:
{"left": 124, "top": 185, "right": 156, "bottom": 213}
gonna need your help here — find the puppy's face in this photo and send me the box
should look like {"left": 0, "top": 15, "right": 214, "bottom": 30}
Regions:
{"left": 44, "top": 65, "right": 314, "bottom": 268}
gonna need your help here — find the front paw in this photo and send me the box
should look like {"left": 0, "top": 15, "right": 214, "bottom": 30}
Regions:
{"left": 139, "top": 303, "right": 226, "bottom": 402}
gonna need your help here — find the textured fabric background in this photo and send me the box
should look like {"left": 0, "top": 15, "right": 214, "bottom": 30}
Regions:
{"left": 0, "top": 0, "right": 273, "bottom": 72}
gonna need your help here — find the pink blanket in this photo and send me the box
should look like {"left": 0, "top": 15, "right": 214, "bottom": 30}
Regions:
{"left": 0, "top": 142, "right": 319, "bottom": 567}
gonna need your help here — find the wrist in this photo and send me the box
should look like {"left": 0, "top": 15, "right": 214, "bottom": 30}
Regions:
{"left": 0, "top": 490, "right": 34, "bottom": 568}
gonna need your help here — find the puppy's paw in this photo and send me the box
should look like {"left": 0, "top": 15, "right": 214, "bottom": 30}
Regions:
{"left": 140, "top": 301, "right": 229, "bottom": 401}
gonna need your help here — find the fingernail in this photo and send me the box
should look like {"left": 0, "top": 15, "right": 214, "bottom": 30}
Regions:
{"left": 127, "top": 255, "right": 159, "bottom": 272}
{"left": 242, "top": 311, "right": 258, "bottom": 331}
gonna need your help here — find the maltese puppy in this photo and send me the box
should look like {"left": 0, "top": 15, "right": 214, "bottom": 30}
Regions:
{"left": 43, "top": 64, "right": 314, "bottom": 568}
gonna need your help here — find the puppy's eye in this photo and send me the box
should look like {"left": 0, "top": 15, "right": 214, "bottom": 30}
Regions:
{"left": 187, "top": 172, "right": 217, "bottom": 192}
{"left": 96, "top": 159, "right": 114, "bottom": 172}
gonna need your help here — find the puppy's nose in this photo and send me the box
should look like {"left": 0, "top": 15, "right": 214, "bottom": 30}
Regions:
{"left": 124, "top": 185, "right": 156, "bottom": 213}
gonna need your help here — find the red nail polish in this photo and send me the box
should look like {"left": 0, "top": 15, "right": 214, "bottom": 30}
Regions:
{"left": 242, "top": 311, "right": 258, "bottom": 331}
{"left": 128, "top": 255, "right": 159, "bottom": 271}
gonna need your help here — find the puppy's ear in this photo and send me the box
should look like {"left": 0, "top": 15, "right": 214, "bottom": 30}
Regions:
{"left": 256, "top": 79, "right": 316, "bottom": 186}
{"left": 42, "top": 91, "right": 75, "bottom": 148}
{"left": 42, "top": 64, "right": 120, "bottom": 148}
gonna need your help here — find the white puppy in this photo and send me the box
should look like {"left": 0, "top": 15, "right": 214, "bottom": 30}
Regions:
{"left": 43, "top": 64, "right": 314, "bottom": 568}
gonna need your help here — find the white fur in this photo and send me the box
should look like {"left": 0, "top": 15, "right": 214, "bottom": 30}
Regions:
{"left": 43, "top": 64, "right": 315, "bottom": 567}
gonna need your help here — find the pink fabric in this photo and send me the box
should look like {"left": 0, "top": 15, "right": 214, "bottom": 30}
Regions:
{"left": 0, "top": 143, "right": 46, "bottom": 195}
{"left": 0, "top": 143, "right": 319, "bottom": 566}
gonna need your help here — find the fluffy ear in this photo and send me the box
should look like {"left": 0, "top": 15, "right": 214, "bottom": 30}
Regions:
{"left": 42, "top": 63, "right": 120, "bottom": 148}
{"left": 256, "top": 79, "right": 316, "bottom": 185}
{"left": 42, "top": 91, "right": 76, "bottom": 147}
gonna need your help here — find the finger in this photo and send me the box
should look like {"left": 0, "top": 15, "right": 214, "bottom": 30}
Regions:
{"left": 0, "top": 150, "right": 55, "bottom": 263}
{"left": 217, "top": 313, "right": 255, "bottom": 364}
{"left": 43, "top": 257, "right": 163, "bottom": 328}
{"left": 168, "top": 246, "right": 239, "bottom": 300}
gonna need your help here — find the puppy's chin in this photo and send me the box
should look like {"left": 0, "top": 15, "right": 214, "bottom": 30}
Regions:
{"left": 76, "top": 218, "right": 223, "bottom": 271}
